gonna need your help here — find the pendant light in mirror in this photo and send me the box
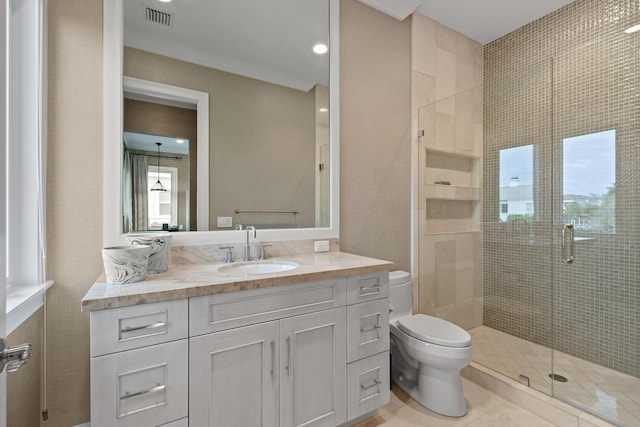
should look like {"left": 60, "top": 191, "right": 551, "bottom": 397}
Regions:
{"left": 150, "top": 142, "right": 167, "bottom": 192}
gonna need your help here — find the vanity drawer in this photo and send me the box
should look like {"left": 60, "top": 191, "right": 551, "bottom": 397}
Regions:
{"left": 346, "top": 272, "right": 389, "bottom": 305}
{"left": 90, "top": 299, "right": 188, "bottom": 357}
{"left": 347, "top": 299, "right": 390, "bottom": 363}
{"left": 190, "top": 277, "right": 347, "bottom": 336}
{"left": 91, "top": 339, "right": 188, "bottom": 427}
{"left": 347, "top": 351, "right": 390, "bottom": 421}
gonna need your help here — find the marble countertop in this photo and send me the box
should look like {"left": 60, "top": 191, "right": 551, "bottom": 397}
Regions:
{"left": 81, "top": 252, "right": 394, "bottom": 312}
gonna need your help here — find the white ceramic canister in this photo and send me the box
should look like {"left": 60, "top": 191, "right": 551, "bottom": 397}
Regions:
{"left": 102, "top": 245, "right": 151, "bottom": 284}
{"left": 124, "top": 232, "right": 172, "bottom": 274}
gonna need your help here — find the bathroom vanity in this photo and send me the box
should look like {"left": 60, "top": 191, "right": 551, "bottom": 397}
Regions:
{"left": 82, "top": 252, "right": 393, "bottom": 427}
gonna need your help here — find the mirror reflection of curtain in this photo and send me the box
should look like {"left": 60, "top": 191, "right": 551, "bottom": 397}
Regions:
{"left": 132, "top": 153, "right": 149, "bottom": 231}
{"left": 122, "top": 148, "right": 133, "bottom": 233}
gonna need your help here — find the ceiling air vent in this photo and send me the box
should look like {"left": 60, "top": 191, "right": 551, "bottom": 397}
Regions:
{"left": 145, "top": 6, "right": 172, "bottom": 27}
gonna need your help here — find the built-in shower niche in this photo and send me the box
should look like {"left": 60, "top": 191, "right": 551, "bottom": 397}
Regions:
{"left": 422, "top": 149, "right": 481, "bottom": 234}
{"left": 418, "top": 86, "right": 483, "bottom": 235}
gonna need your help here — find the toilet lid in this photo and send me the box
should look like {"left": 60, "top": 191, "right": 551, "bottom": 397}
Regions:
{"left": 397, "top": 314, "right": 471, "bottom": 348}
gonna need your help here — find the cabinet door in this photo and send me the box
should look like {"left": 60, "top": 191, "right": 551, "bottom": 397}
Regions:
{"left": 189, "top": 321, "right": 279, "bottom": 427}
{"left": 280, "top": 308, "right": 346, "bottom": 427}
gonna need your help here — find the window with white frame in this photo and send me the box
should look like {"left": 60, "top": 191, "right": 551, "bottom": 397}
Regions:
{"left": 148, "top": 166, "right": 178, "bottom": 229}
{"left": 5, "top": 0, "right": 51, "bottom": 333}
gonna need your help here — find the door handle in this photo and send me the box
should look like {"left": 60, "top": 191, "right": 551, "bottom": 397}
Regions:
{"left": 0, "top": 338, "right": 32, "bottom": 374}
{"left": 561, "top": 224, "right": 575, "bottom": 264}
{"left": 285, "top": 336, "right": 291, "bottom": 377}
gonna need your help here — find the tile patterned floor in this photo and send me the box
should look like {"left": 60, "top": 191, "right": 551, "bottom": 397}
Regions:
{"left": 469, "top": 326, "right": 640, "bottom": 427}
{"left": 352, "top": 379, "right": 556, "bottom": 427}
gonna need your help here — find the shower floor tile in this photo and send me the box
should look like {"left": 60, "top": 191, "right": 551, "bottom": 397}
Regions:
{"left": 469, "top": 326, "right": 640, "bottom": 427}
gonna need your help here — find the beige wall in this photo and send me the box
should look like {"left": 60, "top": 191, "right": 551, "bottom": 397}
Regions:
{"left": 45, "top": 0, "right": 103, "bottom": 425}
{"left": 41, "top": 1, "right": 413, "bottom": 425}
{"left": 340, "top": 0, "right": 412, "bottom": 272}
{"left": 7, "top": 309, "right": 43, "bottom": 427}
{"left": 124, "top": 48, "right": 317, "bottom": 230}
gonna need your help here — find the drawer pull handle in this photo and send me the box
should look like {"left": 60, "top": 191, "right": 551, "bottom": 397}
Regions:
{"left": 121, "top": 383, "right": 165, "bottom": 400}
{"left": 360, "top": 325, "right": 382, "bottom": 333}
{"left": 270, "top": 340, "right": 276, "bottom": 381}
{"left": 359, "top": 284, "right": 381, "bottom": 295}
{"left": 122, "top": 321, "right": 166, "bottom": 333}
{"left": 360, "top": 379, "right": 381, "bottom": 390}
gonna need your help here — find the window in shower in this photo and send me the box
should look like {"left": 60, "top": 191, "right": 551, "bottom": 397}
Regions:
{"left": 562, "top": 129, "right": 616, "bottom": 233}
{"left": 498, "top": 144, "right": 534, "bottom": 222}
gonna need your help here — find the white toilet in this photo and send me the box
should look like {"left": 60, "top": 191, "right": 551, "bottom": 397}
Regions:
{"left": 389, "top": 271, "right": 472, "bottom": 417}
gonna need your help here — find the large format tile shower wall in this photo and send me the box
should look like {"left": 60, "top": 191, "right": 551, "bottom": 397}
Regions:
{"left": 483, "top": 0, "right": 640, "bottom": 377}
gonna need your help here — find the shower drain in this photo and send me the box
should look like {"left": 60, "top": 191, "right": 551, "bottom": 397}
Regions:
{"left": 549, "top": 373, "right": 568, "bottom": 383}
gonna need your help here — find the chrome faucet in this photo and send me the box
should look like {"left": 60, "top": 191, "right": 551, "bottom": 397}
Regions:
{"left": 244, "top": 225, "right": 256, "bottom": 261}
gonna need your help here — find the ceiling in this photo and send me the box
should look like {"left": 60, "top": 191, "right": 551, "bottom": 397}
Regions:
{"left": 124, "top": 0, "right": 578, "bottom": 93}
{"left": 124, "top": 0, "right": 329, "bottom": 91}
{"left": 124, "top": 131, "right": 190, "bottom": 155}
{"left": 415, "top": 0, "right": 578, "bottom": 44}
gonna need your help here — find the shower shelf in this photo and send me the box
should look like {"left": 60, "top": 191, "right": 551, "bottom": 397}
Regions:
{"left": 423, "top": 146, "right": 481, "bottom": 160}
{"left": 423, "top": 184, "right": 480, "bottom": 201}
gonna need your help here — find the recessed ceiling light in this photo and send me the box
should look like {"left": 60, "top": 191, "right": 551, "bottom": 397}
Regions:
{"left": 313, "top": 44, "right": 328, "bottom": 55}
{"left": 319, "top": 107, "right": 328, "bottom": 113}
{"left": 158, "top": 0, "right": 171, "bottom": 3}
{"left": 176, "top": 139, "right": 185, "bottom": 144}
{"left": 624, "top": 24, "right": 640, "bottom": 33}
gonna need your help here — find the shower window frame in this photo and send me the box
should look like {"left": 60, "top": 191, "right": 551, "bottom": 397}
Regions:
{"left": 495, "top": 143, "right": 544, "bottom": 226}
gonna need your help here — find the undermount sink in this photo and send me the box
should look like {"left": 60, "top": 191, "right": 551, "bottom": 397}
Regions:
{"left": 218, "top": 260, "right": 299, "bottom": 275}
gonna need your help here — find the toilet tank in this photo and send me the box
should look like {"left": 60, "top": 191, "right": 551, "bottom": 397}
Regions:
{"left": 389, "top": 270, "right": 412, "bottom": 321}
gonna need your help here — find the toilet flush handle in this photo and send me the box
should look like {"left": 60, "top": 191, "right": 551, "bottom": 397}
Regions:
{"left": 389, "top": 304, "right": 394, "bottom": 314}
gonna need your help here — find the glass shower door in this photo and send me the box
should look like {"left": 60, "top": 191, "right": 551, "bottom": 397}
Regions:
{"left": 550, "top": 31, "right": 640, "bottom": 426}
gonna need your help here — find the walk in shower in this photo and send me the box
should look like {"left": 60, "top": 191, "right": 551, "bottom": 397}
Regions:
{"left": 478, "top": 1, "right": 639, "bottom": 425}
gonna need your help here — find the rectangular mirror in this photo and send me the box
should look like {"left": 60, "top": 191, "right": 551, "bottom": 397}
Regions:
{"left": 104, "top": 0, "right": 339, "bottom": 246}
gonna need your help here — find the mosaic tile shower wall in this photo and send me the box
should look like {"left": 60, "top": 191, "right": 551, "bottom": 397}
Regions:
{"left": 483, "top": 0, "right": 640, "bottom": 377}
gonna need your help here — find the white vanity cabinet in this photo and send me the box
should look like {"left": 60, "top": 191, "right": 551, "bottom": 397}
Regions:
{"left": 89, "top": 268, "right": 390, "bottom": 427}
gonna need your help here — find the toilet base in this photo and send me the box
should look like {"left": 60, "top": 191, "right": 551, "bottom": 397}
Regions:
{"left": 419, "top": 365, "right": 468, "bottom": 416}
{"left": 391, "top": 365, "right": 468, "bottom": 417}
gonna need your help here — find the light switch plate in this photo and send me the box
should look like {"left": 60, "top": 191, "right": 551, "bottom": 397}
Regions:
{"left": 314, "top": 240, "right": 330, "bottom": 252}
{"left": 217, "top": 216, "right": 233, "bottom": 228}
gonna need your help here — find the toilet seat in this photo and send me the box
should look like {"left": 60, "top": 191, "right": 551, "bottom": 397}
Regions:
{"left": 397, "top": 314, "right": 471, "bottom": 348}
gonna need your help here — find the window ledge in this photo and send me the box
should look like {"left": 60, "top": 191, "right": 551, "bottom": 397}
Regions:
{"left": 7, "top": 280, "right": 54, "bottom": 335}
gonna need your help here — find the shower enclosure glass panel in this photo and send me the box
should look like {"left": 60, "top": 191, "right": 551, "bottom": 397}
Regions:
{"left": 416, "top": 86, "right": 483, "bottom": 331}
{"left": 550, "top": 31, "right": 640, "bottom": 426}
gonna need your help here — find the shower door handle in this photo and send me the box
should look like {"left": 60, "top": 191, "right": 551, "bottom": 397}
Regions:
{"left": 561, "top": 224, "right": 575, "bottom": 264}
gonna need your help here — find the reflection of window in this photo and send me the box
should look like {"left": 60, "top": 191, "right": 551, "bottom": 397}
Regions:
{"left": 148, "top": 166, "right": 178, "bottom": 229}
{"left": 562, "top": 130, "right": 616, "bottom": 233}
{"left": 499, "top": 145, "right": 534, "bottom": 222}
